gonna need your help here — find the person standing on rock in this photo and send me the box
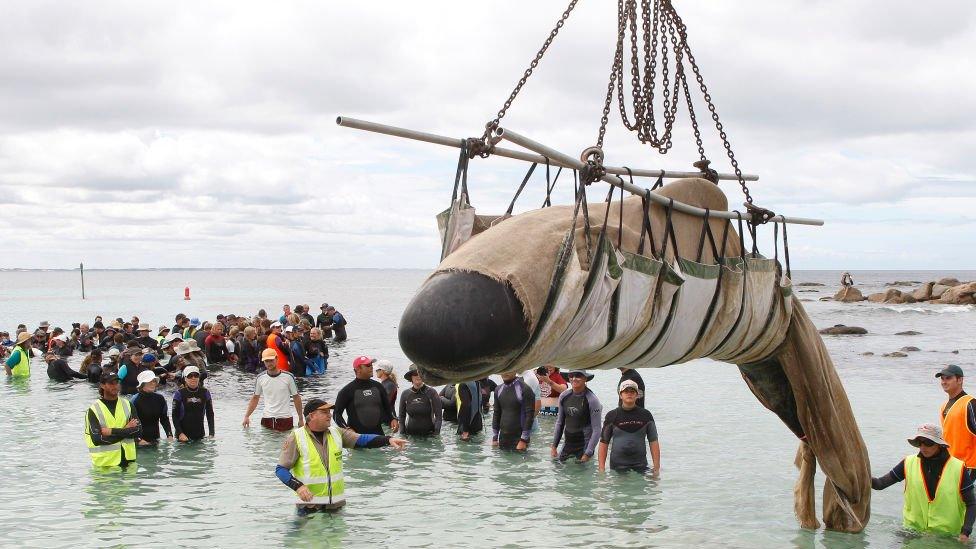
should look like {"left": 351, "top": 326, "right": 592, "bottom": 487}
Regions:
{"left": 841, "top": 272, "right": 854, "bottom": 287}
{"left": 938, "top": 365, "right": 976, "bottom": 468}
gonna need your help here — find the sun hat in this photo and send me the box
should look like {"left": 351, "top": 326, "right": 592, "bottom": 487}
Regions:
{"left": 110, "top": 321, "right": 123, "bottom": 330}
{"left": 39, "top": 321, "right": 50, "bottom": 329}
{"left": 138, "top": 323, "right": 150, "bottom": 332}
{"left": 936, "top": 365, "right": 965, "bottom": 378}
{"left": 261, "top": 348, "right": 277, "bottom": 362}
{"left": 908, "top": 423, "right": 948, "bottom": 447}
{"left": 404, "top": 368, "right": 421, "bottom": 381}
{"left": 619, "top": 379, "right": 640, "bottom": 393}
{"left": 565, "top": 370, "right": 595, "bottom": 381}
{"left": 352, "top": 355, "right": 376, "bottom": 369}
{"left": 189, "top": 317, "right": 200, "bottom": 327}
{"left": 158, "top": 326, "right": 170, "bottom": 335}
{"left": 375, "top": 359, "right": 394, "bottom": 373}
{"left": 175, "top": 342, "right": 193, "bottom": 356}
{"left": 136, "top": 370, "right": 158, "bottom": 388}
{"left": 15, "top": 331, "right": 32, "bottom": 344}
{"left": 163, "top": 332, "right": 183, "bottom": 346}
{"left": 100, "top": 371, "right": 120, "bottom": 383}
{"left": 186, "top": 340, "right": 201, "bottom": 352}
{"left": 183, "top": 365, "right": 201, "bottom": 377}
{"left": 107, "top": 348, "right": 121, "bottom": 358}
{"left": 303, "top": 398, "right": 334, "bottom": 417}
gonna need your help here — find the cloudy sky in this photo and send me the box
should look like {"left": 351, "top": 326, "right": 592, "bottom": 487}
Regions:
{"left": 1, "top": 1, "right": 973, "bottom": 270}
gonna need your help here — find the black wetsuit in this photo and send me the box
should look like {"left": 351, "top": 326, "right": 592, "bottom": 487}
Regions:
{"left": 617, "top": 369, "right": 646, "bottom": 408}
{"left": 872, "top": 446, "right": 976, "bottom": 536}
{"left": 238, "top": 338, "right": 261, "bottom": 372}
{"left": 492, "top": 379, "right": 534, "bottom": 449}
{"left": 331, "top": 313, "right": 347, "bottom": 342}
{"left": 132, "top": 390, "right": 172, "bottom": 444}
{"left": 456, "top": 382, "right": 483, "bottom": 436}
{"left": 479, "top": 378, "right": 497, "bottom": 415}
{"left": 135, "top": 336, "right": 159, "bottom": 351}
{"left": 172, "top": 386, "right": 215, "bottom": 440}
{"left": 316, "top": 312, "right": 333, "bottom": 338}
{"left": 398, "top": 385, "right": 443, "bottom": 436}
{"left": 86, "top": 398, "right": 142, "bottom": 467}
{"left": 440, "top": 385, "right": 458, "bottom": 423}
{"left": 600, "top": 406, "right": 658, "bottom": 472}
{"left": 333, "top": 378, "right": 394, "bottom": 435}
{"left": 46, "top": 359, "right": 86, "bottom": 381}
{"left": 559, "top": 392, "right": 590, "bottom": 459}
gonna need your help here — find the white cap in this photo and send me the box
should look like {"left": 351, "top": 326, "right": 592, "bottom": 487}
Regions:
{"left": 375, "top": 359, "right": 394, "bottom": 372}
{"left": 136, "top": 370, "right": 158, "bottom": 387}
{"left": 284, "top": 325, "right": 294, "bottom": 333}
{"left": 183, "top": 365, "right": 201, "bottom": 377}
{"left": 619, "top": 379, "right": 640, "bottom": 393}
{"left": 163, "top": 332, "right": 183, "bottom": 345}
{"left": 270, "top": 321, "right": 282, "bottom": 328}
{"left": 107, "top": 348, "right": 121, "bottom": 358}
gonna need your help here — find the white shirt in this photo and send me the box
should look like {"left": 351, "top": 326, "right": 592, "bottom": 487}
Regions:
{"left": 254, "top": 370, "right": 299, "bottom": 419}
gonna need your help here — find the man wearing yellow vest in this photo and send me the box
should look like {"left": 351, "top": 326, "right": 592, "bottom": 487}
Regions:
{"left": 84, "top": 371, "right": 142, "bottom": 468}
{"left": 4, "top": 331, "right": 33, "bottom": 377}
{"left": 872, "top": 423, "right": 976, "bottom": 541}
{"left": 275, "top": 398, "right": 407, "bottom": 513}
{"left": 938, "top": 365, "right": 976, "bottom": 468}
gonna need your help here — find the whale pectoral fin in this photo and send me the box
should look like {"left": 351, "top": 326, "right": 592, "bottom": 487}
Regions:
{"left": 738, "top": 359, "right": 805, "bottom": 439}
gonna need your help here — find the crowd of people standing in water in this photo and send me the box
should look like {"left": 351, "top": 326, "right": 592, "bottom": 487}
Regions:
{"left": 3, "top": 303, "right": 662, "bottom": 513}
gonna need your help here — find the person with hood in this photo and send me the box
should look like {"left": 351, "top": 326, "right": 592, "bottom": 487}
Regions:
{"left": 551, "top": 370, "right": 603, "bottom": 463}
{"left": 131, "top": 370, "right": 173, "bottom": 446}
{"left": 872, "top": 423, "right": 976, "bottom": 541}
{"left": 4, "top": 331, "right": 33, "bottom": 377}
{"left": 45, "top": 352, "right": 86, "bottom": 381}
{"left": 491, "top": 371, "right": 535, "bottom": 451}
{"left": 397, "top": 369, "right": 442, "bottom": 436}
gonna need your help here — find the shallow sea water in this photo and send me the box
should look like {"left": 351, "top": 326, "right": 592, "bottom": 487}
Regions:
{"left": 1, "top": 269, "right": 975, "bottom": 548}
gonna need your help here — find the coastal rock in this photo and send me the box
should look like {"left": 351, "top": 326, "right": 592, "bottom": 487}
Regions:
{"left": 900, "top": 346, "right": 920, "bottom": 352}
{"left": 796, "top": 282, "right": 825, "bottom": 287}
{"left": 937, "top": 282, "right": 976, "bottom": 305}
{"left": 953, "top": 350, "right": 960, "bottom": 354}
{"left": 938, "top": 277, "right": 962, "bottom": 287}
{"left": 800, "top": 298, "right": 814, "bottom": 302}
{"left": 885, "top": 281, "right": 920, "bottom": 287}
{"left": 818, "top": 325, "right": 868, "bottom": 335}
{"left": 895, "top": 331, "right": 922, "bottom": 336}
{"left": 883, "top": 352, "right": 908, "bottom": 358}
{"left": 912, "top": 282, "right": 935, "bottom": 301}
{"left": 833, "top": 287, "right": 865, "bottom": 303}
{"left": 819, "top": 296, "right": 833, "bottom": 301}
{"left": 930, "top": 284, "right": 952, "bottom": 299}
{"left": 860, "top": 352, "right": 875, "bottom": 356}
{"left": 798, "top": 289, "right": 819, "bottom": 293}
{"left": 867, "top": 289, "right": 915, "bottom": 304}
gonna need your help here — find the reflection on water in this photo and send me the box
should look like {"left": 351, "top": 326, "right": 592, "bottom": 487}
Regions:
{"left": 0, "top": 269, "right": 975, "bottom": 547}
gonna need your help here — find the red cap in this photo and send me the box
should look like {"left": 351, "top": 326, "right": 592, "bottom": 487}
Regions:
{"left": 352, "top": 355, "right": 376, "bottom": 369}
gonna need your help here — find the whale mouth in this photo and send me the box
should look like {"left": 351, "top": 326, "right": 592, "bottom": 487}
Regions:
{"left": 398, "top": 271, "right": 529, "bottom": 382}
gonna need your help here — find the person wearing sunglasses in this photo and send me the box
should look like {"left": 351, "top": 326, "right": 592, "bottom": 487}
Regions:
{"left": 872, "top": 423, "right": 976, "bottom": 541}
{"left": 84, "top": 372, "right": 141, "bottom": 467}
{"left": 938, "top": 365, "right": 976, "bottom": 469}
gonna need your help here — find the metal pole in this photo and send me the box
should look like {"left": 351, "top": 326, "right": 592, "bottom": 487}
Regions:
{"left": 80, "top": 262, "right": 86, "bottom": 300}
{"left": 336, "top": 116, "right": 758, "bottom": 182}
{"left": 496, "top": 127, "right": 824, "bottom": 227}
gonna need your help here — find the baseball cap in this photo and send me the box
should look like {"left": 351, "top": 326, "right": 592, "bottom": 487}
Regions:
{"left": 136, "top": 370, "right": 158, "bottom": 387}
{"left": 375, "top": 359, "right": 393, "bottom": 372}
{"left": 303, "top": 398, "right": 335, "bottom": 417}
{"left": 189, "top": 317, "right": 200, "bottom": 327}
{"left": 619, "top": 379, "right": 640, "bottom": 393}
{"left": 284, "top": 325, "right": 294, "bottom": 333}
{"left": 353, "top": 355, "right": 376, "bottom": 369}
{"left": 100, "top": 371, "right": 120, "bottom": 383}
{"left": 270, "top": 321, "right": 282, "bottom": 329}
{"left": 936, "top": 365, "right": 965, "bottom": 378}
{"left": 142, "top": 353, "right": 157, "bottom": 363}
{"left": 107, "top": 348, "right": 121, "bottom": 358}
{"left": 908, "top": 423, "right": 948, "bottom": 447}
{"left": 261, "top": 348, "right": 277, "bottom": 362}
{"left": 183, "top": 365, "right": 201, "bottom": 377}
{"left": 320, "top": 303, "right": 330, "bottom": 310}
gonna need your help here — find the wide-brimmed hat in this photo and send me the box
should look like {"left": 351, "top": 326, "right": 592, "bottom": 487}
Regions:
{"left": 163, "top": 332, "right": 183, "bottom": 346}
{"left": 110, "top": 321, "right": 123, "bottom": 330}
{"left": 107, "top": 348, "right": 121, "bottom": 358}
{"left": 15, "top": 331, "right": 33, "bottom": 345}
{"left": 39, "top": 321, "right": 50, "bottom": 329}
{"left": 158, "top": 326, "right": 170, "bottom": 335}
{"left": 565, "top": 370, "right": 595, "bottom": 381}
{"left": 175, "top": 341, "right": 193, "bottom": 356}
{"left": 908, "top": 423, "right": 949, "bottom": 447}
{"left": 185, "top": 340, "right": 201, "bottom": 352}
{"left": 189, "top": 317, "right": 200, "bottom": 327}
{"left": 138, "top": 323, "right": 150, "bottom": 332}
{"left": 404, "top": 368, "right": 421, "bottom": 381}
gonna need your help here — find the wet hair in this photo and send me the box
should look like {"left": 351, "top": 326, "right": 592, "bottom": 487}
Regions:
{"left": 113, "top": 333, "right": 125, "bottom": 344}
{"left": 175, "top": 313, "right": 186, "bottom": 322}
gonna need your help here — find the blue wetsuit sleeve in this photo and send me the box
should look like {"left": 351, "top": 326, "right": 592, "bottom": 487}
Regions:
{"left": 354, "top": 434, "right": 390, "bottom": 448}
{"left": 275, "top": 465, "right": 304, "bottom": 490}
{"left": 118, "top": 364, "right": 128, "bottom": 380}
{"left": 871, "top": 459, "right": 906, "bottom": 490}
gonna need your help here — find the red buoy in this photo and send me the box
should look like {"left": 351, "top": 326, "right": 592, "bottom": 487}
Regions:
{"left": 184, "top": 286, "right": 191, "bottom": 301}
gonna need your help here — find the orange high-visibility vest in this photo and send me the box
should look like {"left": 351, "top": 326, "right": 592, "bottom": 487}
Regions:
{"left": 941, "top": 394, "right": 976, "bottom": 468}
{"left": 266, "top": 333, "right": 290, "bottom": 372}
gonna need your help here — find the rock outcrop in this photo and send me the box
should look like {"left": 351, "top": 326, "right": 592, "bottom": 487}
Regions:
{"left": 895, "top": 331, "right": 922, "bottom": 336}
{"left": 938, "top": 277, "right": 962, "bottom": 287}
{"left": 867, "top": 289, "right": 916, "bottom": 304}
{"left": 833, "top": 287, "right": 865, "bottom": 302}
{"left": 937, "top": 282, "right": 976, "bottom": 305}
{"left": 797, "top": 282, "right": 826, "bottom": 287}
{"left": 883, "top": 352, "right": 908, "bottom": 358}
{"left": 819, "top": 325, "right": 868, "bottom": 335}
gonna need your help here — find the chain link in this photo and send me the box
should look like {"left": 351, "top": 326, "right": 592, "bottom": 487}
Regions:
{"left": 482, "top": 0, "right": 583, "bottom": 145}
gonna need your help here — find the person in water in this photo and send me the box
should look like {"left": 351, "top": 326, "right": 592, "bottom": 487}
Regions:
{"left": 455, "top": 380, "right": 482, "bottom": 441}
{"left": 327, "top": 306, "right": 347, "bottom": 342}
{"left": 134, "top": 323, "right": 159, "bottom": 351}
{"left": 397, "top": 369, "right": 443, "bottom": 436}
{"left": 551, "top": 370, "right": 602, "bottom": 462}
{"left": 265, "top": 322, "right": 291, "bottom": 373}
{"left": 598, "top": 380, "right": 660, "bottom": 475}
{"left": 937, "top": 365, "right": 976, "bottom": 468}
{"left": 45, "top": 352, "right": 86, "bottom": 381}
{"left": 85, "top": 372, "right": 141, "bottom": 467}
{"left": 285, "top": 326, "right": 307, "bottom": 378}
{"left": 131, "top": 370, "right": 173, "bottom": 446}
{"left": 872, "top": 423, "right": 975, "bottom": 541}
{"left": 276, "top": 398, "right": 407, "bottom": 513}
{"left": 4, "top": 331, "right": 33, "bottom": 377}
{"left": 491, "top": 371, "right": 535, "bottom": 451}
{"left": 315, "top": 303, "right": 333, "bottom": 339}
{"left": 243, "top": 348, "right": 304, "bottom": 432}
{"left": 119, "top": 349, "right": 151, "bottom": 396}
{"left": 303, "top": 327, "right": 328, "bottom": 375}
{"left": 375, "top": 360, "right": 398, "bottom": 409}
{"left": 172, "top": 366, "right": 215, "bottom": 442}
{"left": 439, "top": 384, "right": 458, "bottom": 423}
{"left": 536, "top": 364, "right": 567, "bottom": 415}
{"left": 80, "top": 349, "right": 104, "bottom": 383}
{"left": 617, "top": 367, "right": 645, "bottom": 408}
{"left": 333, "top": 356, "right": 398, "bottom": 435}
{"left": 204, "top": 322, "right": 228, "bottom": 364}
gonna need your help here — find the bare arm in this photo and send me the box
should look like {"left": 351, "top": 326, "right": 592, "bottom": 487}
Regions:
{"left": 598, "top": 441, "right": 609, "bottom": 472}
{"left": 242, "top": 394, "right": 260, "bottom": 426}
{"left": 650, "top": 440, "right": 661, "bottom": 475}
{"left": 293, "top": 394, "right": 304, "bottom": 427}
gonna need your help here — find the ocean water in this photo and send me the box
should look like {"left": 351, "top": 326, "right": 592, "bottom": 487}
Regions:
{"left": 0, "top": 268, "right": 974, "bottom": 548}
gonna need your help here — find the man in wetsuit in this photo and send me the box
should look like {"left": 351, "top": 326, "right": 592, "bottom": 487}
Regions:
{"left": 84, "top": 372, "right": 141, "bottom": 467}
{"left": 456, "top": 380, "right": 482, "bottom": 441}
{"left": 491, "top": 371, "right": 535, "bottom": 451}
{"left": 617, "top": 367, "right": 645, "bottom": 408}
{"left": 551, "top": 370, "right": 602, "bottom": 462}
{"left": 333, "top": 356, "right": 398, "bottom": 435}
{"left": 439, "top": 384, "right": 458, "bottom": 423}
{"left": 397, "top": 369, "right": 443, "bottom": 436}
{"left": 327, "top": 306, "right": 347, "bottom": 342}
{"left": 45, "top": 352, "right": 86, "bottom": 381}
{"left": 872, "top": 423, "right": 975, "bottom": 541}
{"left": 937, "top": 365, "right": 976, "bottom": 468}
{"left": 276, "top": 398, "right": 407, "bottom": 513}
{"left": 598, "top": 380, "right": 660, "bottom": 475}
{"left": 315, "top": 303, "right": 333, "bottom": 339}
